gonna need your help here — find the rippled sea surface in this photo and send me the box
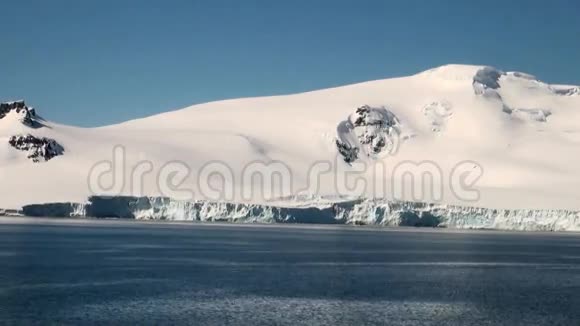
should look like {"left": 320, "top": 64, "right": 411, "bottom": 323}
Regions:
{"left": 1, "top": 217, "right": 580, "bottom": 325}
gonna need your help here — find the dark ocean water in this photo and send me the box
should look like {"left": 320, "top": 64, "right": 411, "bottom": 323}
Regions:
{"left": 1, "top": 217, "right": 579, "bottom": 325}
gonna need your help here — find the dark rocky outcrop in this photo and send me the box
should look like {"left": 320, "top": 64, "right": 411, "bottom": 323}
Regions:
{"left": 8, "top": 134, "right": 64, "bottom": 162}
{"left": 0, "top": 100, "right": 36, "bottom": 126}
{"left": 335, "top": 139, "right": 359, "bottom": 163}
{"left": 472, "top": 67, "right": 504, "bottom": 95}
{"left": 553, "top": 87, "right": 580, "bottom": 96}
{"left": 336, "top": 105, "right": 401, "bottom": 163}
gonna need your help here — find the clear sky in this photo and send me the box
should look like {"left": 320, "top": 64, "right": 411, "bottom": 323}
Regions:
{"left": 1, "top": 0, "right": 579, "bottom": 127}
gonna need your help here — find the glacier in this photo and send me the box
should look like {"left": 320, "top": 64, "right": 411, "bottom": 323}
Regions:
{"left": 3, "top": 64, "right": 580, "bottom": 227}
{"left": 15, "top": 196, "right": 580, "bottom": 231}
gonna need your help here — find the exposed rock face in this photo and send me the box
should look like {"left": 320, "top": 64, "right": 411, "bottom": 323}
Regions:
{"left": 552, "top": 87, "right": 580, "bottom": 96}
{"left": 8, "top": 134, "right": 64, "bottom": 162}
{"left": 2, "top": 100, "right": 64, "bottom": 162}
{"left": 336, "top": 105, "right": 401, "bottom": 163}
{"left": 473, "top": 69, "right": 556, "bottom": 124}
{"left": 335, "top": 139, "right": 359, "bottom": 163}
{"left": 472, "top": 66, "right": 505, "bottom": 96}
{"left": 0, "top": 100, "right": 36, "bottom": 126}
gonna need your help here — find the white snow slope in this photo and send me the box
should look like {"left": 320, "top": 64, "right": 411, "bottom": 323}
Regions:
{"left": 1, "top": 64, "right": 580, "bottom": 218}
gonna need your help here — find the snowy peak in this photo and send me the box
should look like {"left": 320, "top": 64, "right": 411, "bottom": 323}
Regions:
{"left": 418, "top": 64, "right": 578, "bottom": 97}
{"left": 0, "top": 100, "right": 64, "bottom": 163}
{"left": 0, "top": 100, "right": 36, "bottom": 127}
{"left": 467, "top": 67, "right": 580, "bottom": 125}
{"left": 417, "top": 64, "right": 487, "bottom": 79}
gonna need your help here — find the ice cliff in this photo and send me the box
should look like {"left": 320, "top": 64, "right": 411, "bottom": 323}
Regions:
{"left": 17, "top": 196, "right": 580, "bottom": 231}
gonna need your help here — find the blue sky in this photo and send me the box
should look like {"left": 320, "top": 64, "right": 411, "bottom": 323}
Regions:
{"left": 1, "top": 0, "right": 579, "bottom": 127}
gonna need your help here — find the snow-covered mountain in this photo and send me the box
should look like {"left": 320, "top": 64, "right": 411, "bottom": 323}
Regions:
{"left": 1, "top": 64, "right": 580, "bottom": 220}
